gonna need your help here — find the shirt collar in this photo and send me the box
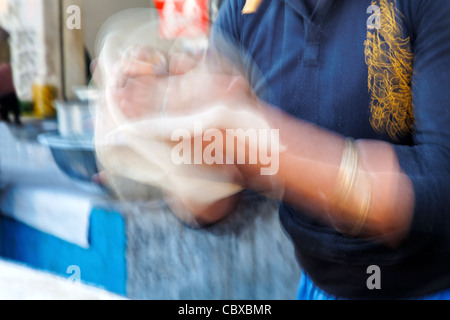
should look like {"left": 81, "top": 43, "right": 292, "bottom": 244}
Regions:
{"left": 278, "top": 0, "right": 335, "bottom": 23}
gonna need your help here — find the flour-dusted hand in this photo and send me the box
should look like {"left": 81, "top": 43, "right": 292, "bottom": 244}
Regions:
{"left": 108, "top": 44, "right": 257, "bottom": 121}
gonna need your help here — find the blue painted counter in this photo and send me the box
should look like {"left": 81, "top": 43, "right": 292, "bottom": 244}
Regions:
{"left": 0, "top": 207, "right": 127, "bottom": 295}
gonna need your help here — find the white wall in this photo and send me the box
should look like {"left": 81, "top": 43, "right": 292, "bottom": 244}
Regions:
{"left": 82, "top": 0, "right": 154, "bottom": 59}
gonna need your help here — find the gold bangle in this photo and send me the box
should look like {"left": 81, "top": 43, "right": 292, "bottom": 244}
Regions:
{"left": 334, "top": 139, "right": 372, "bottom": 237}
{"left": 335, "top": 139, "right": 359, "bottom": 206}
{"left": 346, "top": 170, "right": 372, "bottom": 237}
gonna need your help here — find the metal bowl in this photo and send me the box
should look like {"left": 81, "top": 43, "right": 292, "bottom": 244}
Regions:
{"left": 6, "top": 118, "right": 58, "bottom": 142}
{"left": 37, "top": 132, "right": 107, "bottom": 195}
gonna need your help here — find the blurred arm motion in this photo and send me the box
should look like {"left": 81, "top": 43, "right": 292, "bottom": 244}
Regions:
{"left": 100, "top": 45, "right": 414, "bottom": 245}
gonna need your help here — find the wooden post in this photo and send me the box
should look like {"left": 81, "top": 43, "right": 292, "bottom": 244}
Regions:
{"left": 61, "top": 0, "right": 86, "bottom": 100}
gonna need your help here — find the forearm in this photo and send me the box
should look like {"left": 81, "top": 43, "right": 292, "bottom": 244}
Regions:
{"left": 239, "top": 103, "right": 415, "bottom": 243}
{"left": 169, "top": 102, "right": 415, "bottom": 238}
{"left": 164, "top": 190, "right": 241, "bottom": 227}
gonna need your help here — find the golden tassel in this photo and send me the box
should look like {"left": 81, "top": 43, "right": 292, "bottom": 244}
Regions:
{"left": 364, "top": 0, "right": 414, "bottom": 140}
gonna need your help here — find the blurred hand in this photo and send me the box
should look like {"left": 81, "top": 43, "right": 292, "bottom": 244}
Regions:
{"left": 107, "top": 45, "right": 257, "bottom": 120}
{"left": 94, "top": 44, "right": 275, "bottom": 224}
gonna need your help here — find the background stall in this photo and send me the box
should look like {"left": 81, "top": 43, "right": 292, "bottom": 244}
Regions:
{"left": 0, "top": 0, "right": 301, "bottom": 299}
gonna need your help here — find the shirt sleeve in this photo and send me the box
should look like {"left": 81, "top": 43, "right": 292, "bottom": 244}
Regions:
{"left": 210, "top": 0, "right": 243, "bottom": 44}
{"left": 208, "top": 0, "right": 247, "bottom": 71}
{"left": 393, "top": 0, "right": 450, "bottom": 240}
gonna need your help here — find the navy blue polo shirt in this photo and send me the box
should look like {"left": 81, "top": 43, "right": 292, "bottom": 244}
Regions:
{"left": 212, "top": 0, "right": 450, "bottom": 299}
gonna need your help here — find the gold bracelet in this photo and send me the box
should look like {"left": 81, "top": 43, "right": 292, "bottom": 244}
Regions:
{"left": 335, "top": 139, "right": 359, "bottom": 206}
{"left": 346, "top": 169, "right": 372, "bottom": 237}
{"left": 334, "top": 139, "right": 372, "bottom": 237}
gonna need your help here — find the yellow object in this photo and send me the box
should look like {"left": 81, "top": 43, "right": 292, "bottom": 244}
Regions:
{"left": 32, "top": 83, "right": 57, "bottom": 118}
{"left": 334, "top": 139, "right": 372, "bottom": 238}
{"left": 364, "top": 0, "right": 414, "bottom": 140}
{"left": 242, "top": 0, "right": 263, "bottom": 14}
